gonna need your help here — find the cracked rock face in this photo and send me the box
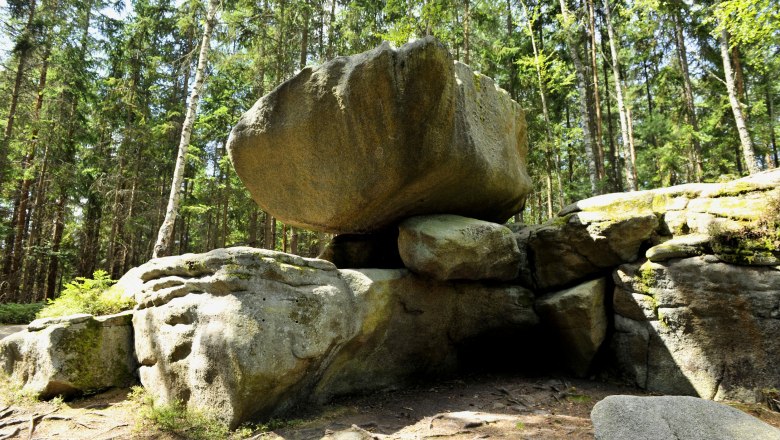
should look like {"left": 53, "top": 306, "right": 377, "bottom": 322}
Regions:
{"left": 0, "top": 312, "right": 136, "bottom": 399}
{"left": 398, "top": 214, "right": 522, "bottom": 281}
{"left": 129, "top": 248, "right": 355, "bottom": 427}
{"left": 227, "top": 37, "right": 531, "bottom": 234}
{"left": 122, "top": 247, "right": 538, "bottom": 428}
{"left": 611, "top": 257, "right": 780, "bottom": 401}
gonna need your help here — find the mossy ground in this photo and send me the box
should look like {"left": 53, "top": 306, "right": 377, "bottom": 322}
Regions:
{"left": 709, "top": 194, "right": 780, "bottom": 265}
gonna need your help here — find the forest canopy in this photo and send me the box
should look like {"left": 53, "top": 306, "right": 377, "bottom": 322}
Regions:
{"left": 0, "top": 0, "right": 777, "bottom": 303}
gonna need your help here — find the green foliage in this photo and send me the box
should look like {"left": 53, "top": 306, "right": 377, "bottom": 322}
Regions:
{"left": 36, "top": 271, "right": 134, "bottom": 319}
{"left": 709, "top": 195, "right": 780, "bottom": 265}
{"left": 0, "top": 372, "right": 40, "bottom": 406}
{"left": 0, "top": 302, "right": 45, "bottom": 324}
{"left": 128, "top": 386, "right": 260, "bottom": 439}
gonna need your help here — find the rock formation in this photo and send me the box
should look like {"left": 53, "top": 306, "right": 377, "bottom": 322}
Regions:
{"left": 227, "top": 37, "right": 531, "bottom": 233}
{"left": 397, "top": 214, "right": 521, "bottom": 281}
{"left": 124, "top": 247, "right": 537, "bottom": 428}
{"left": 0, "top": 312, "right": 135, "bottom": 399}
{"left": 1, "top": 34, "right": 779, "bottom": 432}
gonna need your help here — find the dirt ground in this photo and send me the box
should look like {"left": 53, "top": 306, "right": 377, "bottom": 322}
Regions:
{"left": 1, "top": 372, "right": 779, "bottom": 440}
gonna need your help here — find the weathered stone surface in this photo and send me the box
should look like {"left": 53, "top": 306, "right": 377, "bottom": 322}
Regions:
{"left": 124, "top": 247, "right": 539, "bottom": 428}
{"left": 130, "top": 247, "right": 353, "bottom": 427}
{"left": 398, "top": 215, "right": 521, "bottom": 281}
{"left": 316, "top": 269, "right": 538, "bottom": 396}
{"left": 610, "top": 257, "right": 780, "bottom": 401}
{"left": 514, "top": 212, "right": 658, "bottom": 290}
{"left": 645, "top": 234, "right": 711, "bottom": 262}
{"left": 318, "top": 229, "right": 403, "bottom": 269}
{"left": 0, "top": 312, "right": 136, "bottom": 399}
{"left": 591, "top": 395, "right": 780, "bottom": 440}
{"left": 227, "top": 37, "right": 531, "bottom": 234}
{"left": 535, "top": 278, "right": 607, "bottom": 376}
{"left": 515, "top": 170, "right": 780, "bottom": 290}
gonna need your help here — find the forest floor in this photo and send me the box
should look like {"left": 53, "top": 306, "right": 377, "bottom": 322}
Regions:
{"left": 1, "top": 370, "right": 780, "bottom": 440}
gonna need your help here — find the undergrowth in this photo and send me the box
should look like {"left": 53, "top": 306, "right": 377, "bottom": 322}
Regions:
{"left": 709, "top": 194, "right": 780, "bottom": 265}
{"left": 0, "top": 302, "right": 44, "bottom": 324}
{"left": 128, "top": 386, "right": 259, "bottom": 439}
{"left": 36, "top": 270, "right": 135, "bottom": 319}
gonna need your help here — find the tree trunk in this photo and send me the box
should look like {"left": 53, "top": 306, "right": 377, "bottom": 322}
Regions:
{"left": 522, "top": 0, "right": 556, "bottom": 217}
{"left": 558, "top": 0, "right": 599, "bottom": 194}
{"left": 44, "top": 191, "right": 66, "bottom": 301}
{"left": 248, "top": 207, "right": 258, "bottom": 246}
{"left": 718, "top": 28, "right": 758, "bottom": 174}
{"left": 505, "top": 0, "right": 517, "bottom": 98}
{"left": 464, "top": 0, "right": 471, "bottom": 65}
{"left": 327, "top": 0, "right": 336, "bottom": 59}
{"left": 603, "top": 0, "right": 637, "bottom": 190}
{"left": 264, "top": 213, "right": 275, "bottom": 250}
{"left": 221, "top": 161, "right": 230, "bottom": 248}
{"left": 673, "top": 10, "right": 703, "bottom": 180}
{"left": 602, "top": 53, "right": 620, "bottom": 191}
{"left": 153, "top": 0, "right": 220, "bottom": 258}
{"left": 290, "top": 228, "right": 298, "bottom": 255}
{"left": 300, "top": 1, "right": 309, "bottom": 69}
{"left": 768, "top": 77, "right": 778, "bottom": 168}
{"left": 7, "top": 46, "right": 51, "bottom": 298}
{"left": 587, "top": 0, "right": 605, "bottom": 180}
{"left": 0, "top": 0, "right": 38, "bottom": 186}
{"left": 731, "top": 47, "right": 748, "bottom": 106}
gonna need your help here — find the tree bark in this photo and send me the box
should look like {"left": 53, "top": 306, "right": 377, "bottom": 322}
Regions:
{"left": 603, "top": 0, "right": 637, "bottom": 190}
{"left": 521, "top": 0, "right": 556, "bottom": 217}
{"left": 44, "top": 191, "right": 66, "bottom": 301}
{"left": 768, "top": 76, "right": 778, "bottom": 168}
{"left": 673, "top": 9, "right": 703, "bottom": 180}
{"left": 0, "top": 0, "right": 38, "bottom": 187}
{"left": 718, "top": 28, "right": 758, "bottom": 174}
{"left": 326, "top": 0, "right": 336, "bottom": 59}
{"left": 300, "top": 0, "right": 309, "bottom": 69}
{"left": 587, "top": 0, "right": 605, "bottom": 180}
{"left": 602, "top": 53, "right": 619, "bottom": 191}
{"left": 7, "top": 45, "right": 51, "bottom": 297}
{"left": 464, "top": 0, "right": 471, "bottom": 65}
{"left": 248, "top": 207, "right": 258, "bottom": 246}
{"left": 506, "top": 0, "right": 517, "bottom": 98}
{"left": 559, "top": 0, "right": 599, "bottom": 195}
{"left": 290, "top": 228, "right": 298, "bottom": 255}
{"left": 153, "top": 0, "right": 220, "bottom": 258}
{"left": 264, "top": 212, "right": 275, "bottom": 250}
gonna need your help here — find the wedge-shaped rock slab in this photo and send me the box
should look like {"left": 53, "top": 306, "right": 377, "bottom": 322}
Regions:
{"left": 0, "top": 312, "right": 136, "bottom": 399}
{"left": 536, "top": 278, "right": 607, "bottom": 377}
{"left": 227, "top": 37, "right": 531, "bottom": 233}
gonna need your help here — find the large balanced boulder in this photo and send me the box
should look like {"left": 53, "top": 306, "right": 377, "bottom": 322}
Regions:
{"left": 123, "top": 247, "right": 538, "bottom": 428}
{"left": 398, "top": 215, "right": 521, "bottom": 281}
{"left": 227, "top": 37, "right": 531, "bottom": 234}
{"left": 591, "top": 395, "right": 780, "bottom": 440}
{"left": 0, "top": 312, "right": 136, "bottom": 399}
